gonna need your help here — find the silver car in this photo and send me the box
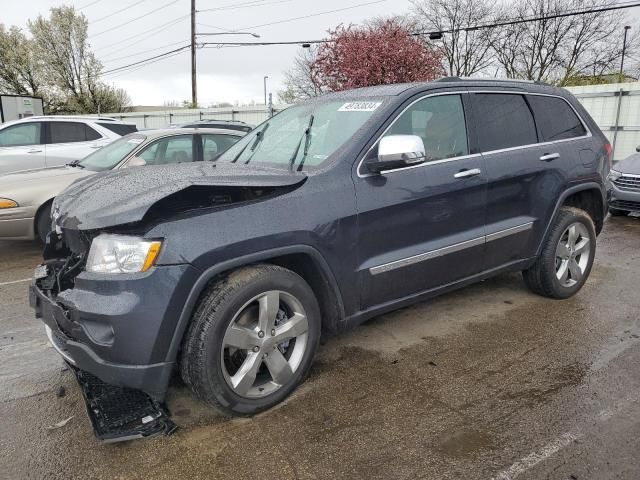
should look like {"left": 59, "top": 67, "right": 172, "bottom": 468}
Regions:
{"left": 0, "top": 116, "right": 137, "bottom": 176}
{"left": 0, "top": 128, "right": 244, "bottom": 242}
{"left": 608, "top": 146, "right": 640, "bottom": 216}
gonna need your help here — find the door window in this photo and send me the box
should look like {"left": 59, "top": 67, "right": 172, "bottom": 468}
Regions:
{"left": 0, "top": 122, "right": 42, "bottom": 147}
{"left": 527, "top": 95, "right": 587, "bottom": 141}
{"left": 201, "top": 134, "right": 240, "bottom": 161}
{"left": 385, "top": 94, "right": 469, "bottom": 162}
{"left": 137, "top": 135, "right": 194, "bottom": 165}
{"left": 49, "top": 122, "right": 102, "bottom": 143}
{"left": 473, "top": 94, "right": 538, "bottom": 152}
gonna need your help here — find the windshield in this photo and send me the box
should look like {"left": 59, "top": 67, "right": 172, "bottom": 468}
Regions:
{"left": 80, "top": 135, "right": 146, "bottom": 171}
{"left": 217, "top": 99, "right": 385, "bottom": 171}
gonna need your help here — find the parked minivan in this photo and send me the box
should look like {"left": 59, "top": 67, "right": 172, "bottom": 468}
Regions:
{"left": 31, "top": 79, "right": 610, "bottom": 440}
{"left": 0, "top": 116, "right": 136, "bottom": 175}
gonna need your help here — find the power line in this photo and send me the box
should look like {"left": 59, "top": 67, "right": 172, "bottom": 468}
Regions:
{"left": 90, "top": 0, "right": 151, "bottom": 24}
{"left": 78, "top": 0, "right": 101, "bottom": 10}
{"left": 198, "top": 0, "right": 294, "bottom": 14}
{"left": 414, "top": 0, "right": 640, "bottom": 37}
{"left": 93, "top": 15, "right": 189, "bottom": 53}
{"left": 241, "top": 0, "right": 389, "bottom": 30}
{"left": 102, "top": 40, "right": 190, "bottom": 64}
{"left": 100, "top": 0, "right": 640, "bottom": 78}
{"left": 91, "top": 0, "right": 181, "bottom": 38}
{"left": 101, "top": 45, "right": 191, "bottom": 76}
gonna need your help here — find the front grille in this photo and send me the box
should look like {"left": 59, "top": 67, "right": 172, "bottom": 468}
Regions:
{"left": 613, "top": 175, "right": 640, "bottom": 192}
{"left": 610, "top": 199, "right": 640, "bottom": 211}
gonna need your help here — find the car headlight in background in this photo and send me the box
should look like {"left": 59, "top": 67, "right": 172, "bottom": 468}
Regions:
{"left": 607, "top": 169, "right": 622, "bottom": 182}
{"left": 86, "top": 234, "right": 162, "bottom": 274}
{"left": 0, "top": 198, "right": 18, "bottom": 209}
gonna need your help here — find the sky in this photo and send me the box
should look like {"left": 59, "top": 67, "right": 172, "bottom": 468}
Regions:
{"left": 2, "top": 0, "right": 414, "bottom": 106}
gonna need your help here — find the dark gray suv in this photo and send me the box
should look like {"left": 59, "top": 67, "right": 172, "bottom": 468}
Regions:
{"left": 30, "top": 78, "right": 610, "bottom": 438}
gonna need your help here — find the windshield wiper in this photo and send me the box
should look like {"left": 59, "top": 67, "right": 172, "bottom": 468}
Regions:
{"left": 66, "top": 159, "right": 85, "bottom": 169}
{"left": 230, "top": 122, "right": 269, "bottom": 164}
{"left": 289, "top": 115, "right": 314, "bottom": 172}
{"left": 243, "top": 122, "right": 270, "bottom": 165}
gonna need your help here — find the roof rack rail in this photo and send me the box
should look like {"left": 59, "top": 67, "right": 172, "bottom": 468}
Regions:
{"left": 26, "top": 115, "right": 120, "bottom": 122}
{"left": 435, "top": 76, "right": 551, "bottom": 86}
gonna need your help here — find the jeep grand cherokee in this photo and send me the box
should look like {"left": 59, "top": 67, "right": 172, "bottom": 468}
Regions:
{"left": 30, "top": 79, "right": 610, "bottom": 437}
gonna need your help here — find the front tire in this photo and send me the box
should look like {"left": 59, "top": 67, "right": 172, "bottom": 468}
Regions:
{"left": 523, "top": 207, "right": 596, "bottom": 299}
{"left": 180, "top": 265, "right": 321, "bottom": 415}
{"left": 35, "top": 203, "right": 52, "bottom": 244}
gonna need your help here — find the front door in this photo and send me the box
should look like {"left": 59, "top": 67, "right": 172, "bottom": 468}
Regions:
{"left": 354, "top": 93, "right": 487, "bottom": 310}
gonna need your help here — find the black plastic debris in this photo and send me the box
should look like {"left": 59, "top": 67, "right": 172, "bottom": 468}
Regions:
{"left": 72, "top": 368, "right": 177, "bottom": 443}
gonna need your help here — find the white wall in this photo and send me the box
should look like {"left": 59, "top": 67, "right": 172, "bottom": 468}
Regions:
{"left": 96, "top": 105, "right": 286, "bottom": 130}
{"left": 565, "top": 82, "right": 640, "bottom": 162}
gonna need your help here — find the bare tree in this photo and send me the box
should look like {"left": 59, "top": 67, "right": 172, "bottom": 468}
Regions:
{"left": 278, "top": 47, "right": 325, "bottom": 103}
{"left": 492, "top": 0, "right": 639, "bottom": 85}
{"left": 410, "top": 0, "right": 497, "bottom": 77}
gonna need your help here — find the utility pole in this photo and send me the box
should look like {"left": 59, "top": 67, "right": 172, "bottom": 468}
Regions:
{"left": 620, "top": 26, "right": 632, "bottom": 80}
{"left": 190, "top": 0, "right": 197, "bottom": 107}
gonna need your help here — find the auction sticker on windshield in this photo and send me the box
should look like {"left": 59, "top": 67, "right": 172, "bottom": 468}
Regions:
{"left": 338, "top": 102, "right": 382, "bottom": 112}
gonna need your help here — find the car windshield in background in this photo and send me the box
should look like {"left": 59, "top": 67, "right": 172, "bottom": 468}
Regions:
{"left": 80, "top": 135, "right": 145, "bottom": 171}
{"left": 217, "top": 99, "right": 385, "bottom": 171}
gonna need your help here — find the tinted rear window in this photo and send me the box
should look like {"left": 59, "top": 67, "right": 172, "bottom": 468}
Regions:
{"left": 48, "top": 122, "right": 102, "bottom": 143}
{"left": 473, "top": 94, "right": 538, "bottom": 152}
{"left": 527, "top": 95, "right": 587, "bottom": 141}
{"left": 97, "top": 122, "right": 138, "bottom": 136}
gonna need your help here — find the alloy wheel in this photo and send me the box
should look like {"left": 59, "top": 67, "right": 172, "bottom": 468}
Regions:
{"left": 555, "top": 222, "right": 591, "bottom": 288}
{"left": 220, "top": 290, "right": 309, "bottom": 398}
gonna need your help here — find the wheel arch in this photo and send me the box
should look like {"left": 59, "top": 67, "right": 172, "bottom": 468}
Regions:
{"left": 166, "top": 245, "right": 345, "bottom": 364}
{"left": 536, "top": 182, "right": 605, "bottom": 257}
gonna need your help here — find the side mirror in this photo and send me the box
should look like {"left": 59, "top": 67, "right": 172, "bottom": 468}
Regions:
{"left": 124, "top": 157, "right": 147, "bottom": 168}
{"left": 365, "top": 135, "right": 426, "bottom": 174}
{"left": 636, "top": 145, "right": 640, "bottom": 153}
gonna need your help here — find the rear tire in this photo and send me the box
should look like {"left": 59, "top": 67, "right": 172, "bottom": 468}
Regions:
{"left": 609, "top": 208, "right": 629, "bottom": 217}
{"left": 179, "top": 264, "right": 321, "bottom": 415}
{"left": 35, "top": 203, "right": 52, "bottom": 244}
{"left": 523, "top": 207, "right": 596, "bottom": 299}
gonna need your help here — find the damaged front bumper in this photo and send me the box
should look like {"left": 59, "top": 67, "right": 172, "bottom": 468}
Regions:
{"left": 29, "top": 258, "right": 200, "bottom": 441}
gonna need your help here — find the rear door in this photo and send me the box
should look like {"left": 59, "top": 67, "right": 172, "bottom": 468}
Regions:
{"left": 0, "top": 121, "right": 46, "bottom": 174}
{"left": 45, "top": 121, "right": 104, "bottom": 167}
{"left": 469, "top": 91, "right": 584, "bottom": 269}
{"left": 354, "top": 92, "right": 487, "bottom": 309}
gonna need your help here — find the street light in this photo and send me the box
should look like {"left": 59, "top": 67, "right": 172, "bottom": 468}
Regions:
{"left": 263, "top": 76, "right": 269, "bottom": 105}
{"left": 620, "top": 25, "right": 632, "bottom": 80}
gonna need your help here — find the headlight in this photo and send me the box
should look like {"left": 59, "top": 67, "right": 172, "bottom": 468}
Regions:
{"left": 86, "top": 234, "right": 162, "bottom": 274}
{"left": 608, "top": 169, "right": 622, "bottom": 181}
{"left": 0, "top": 198, "right": 18, "bottom": 209}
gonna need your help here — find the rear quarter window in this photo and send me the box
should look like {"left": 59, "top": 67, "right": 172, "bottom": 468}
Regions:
{"left": 97, "top": 122, "right": 138, "bottom": 136}
{"left": 473, "top": 93, "right": 538, "bottom": 152}
{"left": 527, "top": 95, "right": 587, "bottom": 141}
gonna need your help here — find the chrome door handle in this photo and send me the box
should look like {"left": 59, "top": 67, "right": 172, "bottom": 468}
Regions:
{"left": 27, "top": 148, "right": 42, "bottom": 154}
{"left": 540, "top": 153, "right": 560, "bottom": 162}
{"left": 454, "top": 168, "right": 482, "bottom": 179}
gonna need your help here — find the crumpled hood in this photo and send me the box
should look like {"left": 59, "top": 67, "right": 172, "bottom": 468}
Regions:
{"left": 616, "top": 153, "right": 640, "bottom": 175}
{"left": 53, "top": 161, "right": 306, "bottom": 231}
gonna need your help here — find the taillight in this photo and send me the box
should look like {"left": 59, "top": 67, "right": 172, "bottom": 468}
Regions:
{"left": 604, "top": 143, "right": 613, "bottom": 168}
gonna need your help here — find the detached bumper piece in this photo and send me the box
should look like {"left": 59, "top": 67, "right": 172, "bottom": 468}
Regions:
{"left": 72, "top": 368, "right": 177, "bottom": 442}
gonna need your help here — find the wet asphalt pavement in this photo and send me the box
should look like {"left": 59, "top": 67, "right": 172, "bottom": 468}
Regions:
{"left": 1, "top": 217, "right": 639, "bottom": 480}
